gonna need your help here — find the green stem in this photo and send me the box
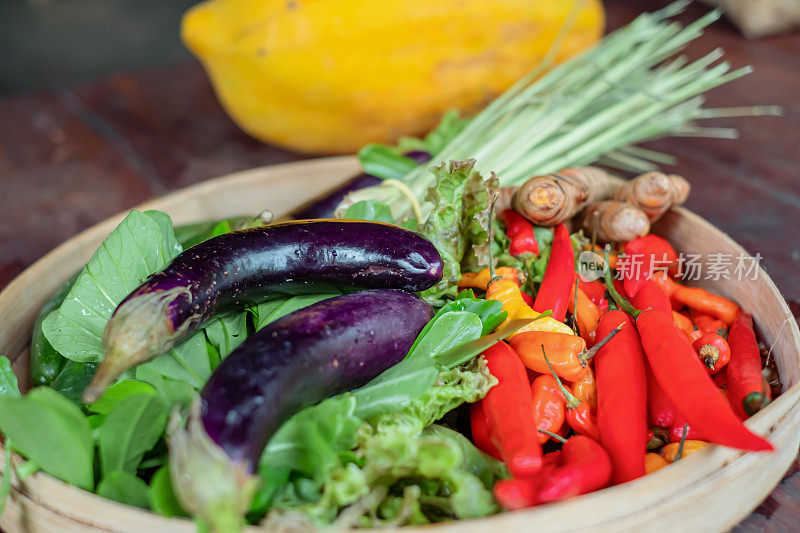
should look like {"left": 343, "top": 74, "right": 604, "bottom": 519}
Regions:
{"left": 603, "top": 245, "right": 641, "bottom": 319}
{"left": 579, "top": 322, "right": 625, "bottom": 366}
{"left": 541, "top": 347, "right": 581, "bottom": 409}
{"left": 676, "top": 423, "right": 689, "bottom": 460}
{"left": 538, "top": 429, "right": 568, "bottom": 444}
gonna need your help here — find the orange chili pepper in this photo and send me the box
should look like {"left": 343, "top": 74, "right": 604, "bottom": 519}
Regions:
{"left": 543, "top": 349, "right": 600, "bottom": 441}
{"left": 531, "top": 375, "right": 566, "bottom": 444}
{"left": 511, "top": 331, "right": 587, "bottom": 381}
{"left": 487, "top": 279, "right": 574, "bottom": 337}
{"left": 569, "top": 283, "right": 601, "bottom": 345}
{"left": 571, "top": 367, "right": 597, "bottom": 409}
{"left": 644, "top": 453, "right": 668, "bottom": 473}
{"left": 672, "top": 311, "right": 702, "bottom": 342}
{"left": 459, "top": 266, "right": 523, "bottom": 291}
{"left": 688, "top": 308, "right": 727, "bottom": 335}
{"left": 659, "top": 441, "right": 709, "bottom": 462}
{"left": 672, "top": 286, "right": 739, "bottom": 326}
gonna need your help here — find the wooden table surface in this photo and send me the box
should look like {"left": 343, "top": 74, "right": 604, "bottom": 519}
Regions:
{"left": 0, "top": 1, "right": 798, "bottom": 530}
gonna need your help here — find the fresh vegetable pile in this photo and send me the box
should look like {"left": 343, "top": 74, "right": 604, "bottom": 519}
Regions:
{"left": 0, "top": 3, "right": 782, "bottom": 533}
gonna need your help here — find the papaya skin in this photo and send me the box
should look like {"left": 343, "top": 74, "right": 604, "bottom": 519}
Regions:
{"left": 182, "top": 0, "right": 605, "bottom": 154}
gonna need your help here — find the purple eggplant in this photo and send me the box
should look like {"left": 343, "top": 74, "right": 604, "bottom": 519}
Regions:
{"left": 83, "top": 220, "right": 442, "bottom": 402}
{"left": 168, "top": 289, "right": 432, "bottom": 530}
{"left": 289, "top": 151, "right": 430, "bottom": 219}
{"left": 289, "top": 174, "right": 382, "bottom": 220}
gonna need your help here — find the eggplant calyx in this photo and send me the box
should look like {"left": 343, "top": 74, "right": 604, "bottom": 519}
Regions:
{"left": 83, "top": 286, "right": 196, "bottom": 403}
{"left": 168, "top": 401, "right": 257, "bottom": 533}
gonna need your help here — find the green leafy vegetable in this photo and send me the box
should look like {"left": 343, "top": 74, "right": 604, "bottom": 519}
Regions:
{"left": 99, "top": 394, "right": 167, "bottom": 476}
{"left": 149, "top": 465, "right": 188, "bottom": 517}
{"left": 254, "top": 293, "right": 342, "bottom": 330}
{"left": 265, "top": 358, "right": 499, "bottom": 527}
{"left": 42, "top": 210, "right": 182, "bottom": 363}
{"left": 343, "top": 200, "right": 395, "bottom": 224}
{"left": 0, "top": 387, "right": 94, "bottom": 489}
{"left": 358, "top": 110, "right": 469, "bottom": 181}
{"left": 357, "top": 145, "right": 418, "bottom": 181}
{"left": 0, "top": 356, "right": 20, "bottom": 398}
{"left": 203, "top": 312, "right": 249, "bottom": 360}
{"left": 417, "top": 160, "right": 497, "bottom": 306}
{"left": 88, "top": 380, "right": 156, "bottom": 415}
{"left": 137, "top": 332, "right": 212, "bottom": 391}
{"left": 97, "top": 470, "right": 151, "bottom": 508}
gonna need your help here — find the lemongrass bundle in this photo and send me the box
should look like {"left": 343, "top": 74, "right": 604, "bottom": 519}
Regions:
{"left": 339, "top": 1, "right": 780, "bottom": 223}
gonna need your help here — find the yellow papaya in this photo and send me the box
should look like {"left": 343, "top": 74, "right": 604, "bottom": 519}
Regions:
{"left": 182, "top": 0, "right": 604, "bottom": 154}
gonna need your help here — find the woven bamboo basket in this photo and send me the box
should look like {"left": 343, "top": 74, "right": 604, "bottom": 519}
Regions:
{"left": 0, "top": 157, "right": 798, "bottom": 533}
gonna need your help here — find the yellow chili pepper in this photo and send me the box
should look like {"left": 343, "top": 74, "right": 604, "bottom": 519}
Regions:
{"left": 659, "top": 440, "right": 709, "bottom": 463}
{"left": 645, "top": 452, "right": 669, "bottom": 473}
{"left": 459, "top": 267, "right": 523, "bottom": 291}
{"left": 486, "top": 278, "right": 574, "bottom": 337}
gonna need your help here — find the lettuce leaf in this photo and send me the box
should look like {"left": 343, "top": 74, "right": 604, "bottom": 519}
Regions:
{"left": 263, "top": 358, "right": 501, "bottom": 527}
{"left": 417, "top": 160, "right": 497, "bottom": 306}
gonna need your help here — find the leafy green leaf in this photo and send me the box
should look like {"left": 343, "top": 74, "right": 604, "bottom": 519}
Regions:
{"left": 0, "top": 387, "right": 93, "bottom": 489}
{"left": 134, "top": 366, "right": 195, "bottom": 410}
{"left": 88, "top": 379, "right": 156, "bottom": 415}
{"left": 416, "top": 160, "right": 497, "bottom": 306}
{"left": 343, "top": 200, "right": 395, "bottom": 224}
{"left": 435, "top": 318, "right": 537, "bottom": 369}
{"left": 351, "top": 357, "right": 439, "bottom": 420}
{"left": 397, "top": 110, "right": 470, "bottom": 156}
{"left": 42, "top": 210, "right": 182, "bottom": 363}
{"left": 461, "top": 170, "right": 499, "bottom": 272}
{"left": 51, "top": 360, "right": 98, "bottom": 406}
{"left": 0, "top": 356, "right": 20, "bottom": 398}
{"left": 407, "top": 312, "right": 482, "bottom": 362}
{"left": 97, "top": 470, "right": 151, "bottom": 509}
{"left": 357, "top": 145, "right": 417, "bottom": 180}
{"left": 99, "top": 393, "right": 167, "bottom": 476}
{"left": 254, "top": 293, "right": 341, "bottom": 330}
{"left": 203, "top": 312, "right": 249, "bottom": 361}
{"left": 137, "top": 332, "right": 211, "bottom": 390}
{"left": 149, "top": 465, "right": 187, "bottom": 517}
{"left": 261, "top": 396, "right": 361, "bottom": 478}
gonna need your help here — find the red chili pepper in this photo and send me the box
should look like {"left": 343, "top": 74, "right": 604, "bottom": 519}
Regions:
{"left": 621, "top": 235, "right": 678, "bottom": 298}
{"left": 480, "top": 342, "right": 544, "bottom": 477}
{"left": 469, "top": 402, "right": 501, "bottom": 460}
{"left": 668, "top": 415, "right": 707, "bottom": 443}
{"left": 603, "top": 254, "right": 772, "bottom": 452}
{"left": 535, "top": 435, "right": 612, "bottom": 503}
{"left": 530, "top": 375, "right": 566, "bottom": 444}
{"left": 692, "top": 333, "right": 731, "bottom": 374}
{"left": 493, "top": 451, "right": 562, "bottom": 510}
{"left": 578, "top": 280, "right": 609, "bottom": 312}
{"left": 727, "top": 312, "right": 771, "bottom": 419}
{"left": 501, "top": 209, "right": 539, "bottom": 256}
{"left": 520, "top": 291, "right": 534, "bottom": 307}
{"left": 646, "top": 364, "right": 676, "bottom": 427}
{"left": 532, "top": 223, "right": 574, "bottom": 322}
{"left": 629, "top": 279, "right": 672, "bottom": 314}
{"left": 594, "top": 310, "right": 647, "bottom": 484}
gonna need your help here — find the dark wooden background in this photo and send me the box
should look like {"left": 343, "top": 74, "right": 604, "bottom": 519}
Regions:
{"left": 0, "top": 1, "right": 798, "bottom": 529}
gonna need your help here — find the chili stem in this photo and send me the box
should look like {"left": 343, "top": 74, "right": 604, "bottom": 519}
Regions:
{"left": 579, "top": 323, "right": 625, "bottom": 366}
{"left": 676, "top": 423, "right": 689, "bottom": 460}
{"left": 542, "top": 347, "right": 581, "bottom": 409}
{"left": 538, "top": 428, "right": 568, "bottom": 444}
{"left": 603, "top": 245, "right": 641, "bottom": 318}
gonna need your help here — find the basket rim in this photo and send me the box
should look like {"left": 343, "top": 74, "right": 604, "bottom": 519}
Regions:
{"left": 1, "top": 156, "right": 798, "bottom": 532}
